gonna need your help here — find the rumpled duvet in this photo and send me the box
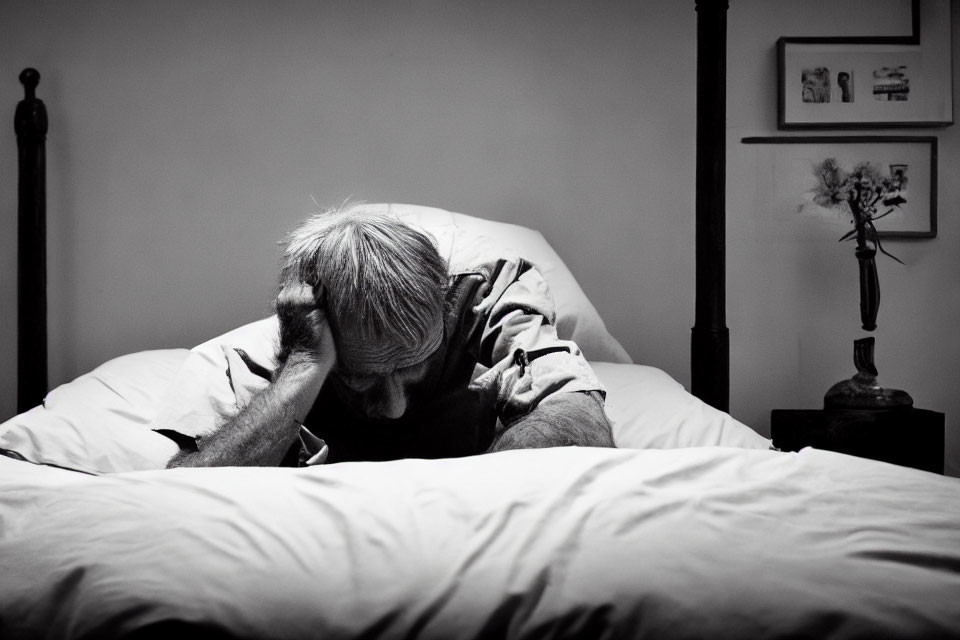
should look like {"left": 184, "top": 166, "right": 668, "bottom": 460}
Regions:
{"left": 2, "top": 445, "right": 959, "bottom": 639}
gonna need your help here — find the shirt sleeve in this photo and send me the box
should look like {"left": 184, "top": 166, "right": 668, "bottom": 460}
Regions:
{"left": 470, "top": 259, "right": 605, "bottom": 425}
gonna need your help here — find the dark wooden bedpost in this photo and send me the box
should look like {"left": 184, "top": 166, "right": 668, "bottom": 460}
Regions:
{"left": 692, "top": 0, "right": 729, "bottom": 412}
{"left": 15, "top": 68, "right": 48, "bottom": 412}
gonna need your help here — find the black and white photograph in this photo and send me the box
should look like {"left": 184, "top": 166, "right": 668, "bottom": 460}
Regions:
{"left": 801, "top": 66, "right": 857, "bottom": 103}
{"left": 778, "top": 0, "right": 952, "bottom": 128}
{"left": 1, "top": 1, "right": 959, "bottom": 639}
{"left": 836, "top": 69, "right": 855, "bottom": 102}
{"left": 873, "top": 64, "right": 910, "bottom": 100}
{"left": 801, "top": 66, "right": 832, "bottom": 102}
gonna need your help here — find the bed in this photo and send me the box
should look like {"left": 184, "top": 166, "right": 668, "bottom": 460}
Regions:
{"left": 4, "top": 6, "right": 960, "bottom": 640}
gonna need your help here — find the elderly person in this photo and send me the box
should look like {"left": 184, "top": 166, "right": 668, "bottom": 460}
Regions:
{"left": 166, "top": 204, "right": 614, "bottom": 467}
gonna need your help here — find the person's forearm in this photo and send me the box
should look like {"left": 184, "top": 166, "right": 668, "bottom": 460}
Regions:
{"left": 167, "top": 358, "right": 328, "bottom": 468}
{"left": 488, "top": 391, "right": 615, "bottom": 452}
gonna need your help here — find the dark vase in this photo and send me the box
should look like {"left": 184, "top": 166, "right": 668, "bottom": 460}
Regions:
{"left": 824, "top": 337, "right": 913, "bottom": 410}
{"left": 856, "top": 246, "right": 880, "bottom": 332}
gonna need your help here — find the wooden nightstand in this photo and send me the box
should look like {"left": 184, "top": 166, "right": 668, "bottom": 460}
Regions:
{"left": 771, "top": 408, "right": 944, "bottom": 474}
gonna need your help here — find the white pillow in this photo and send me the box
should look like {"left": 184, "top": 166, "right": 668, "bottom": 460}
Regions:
{"left": 593, "top": 362, "right": 771, "bottom": 450}
{"left": 1, "top": 349, "right": 767, "bottom": 475}
{"left": 0, "top": 350, "right": 186, "bottom": 474}
{"left": 373, "top": 203, "right": 632, "bottom": 364}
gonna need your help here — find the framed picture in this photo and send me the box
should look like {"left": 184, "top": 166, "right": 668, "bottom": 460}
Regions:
{"left": 741, "top": 136, "right": 937, "bottom": 239}
{"left": 777, "top": 0, "right": 953, "bottom": 129}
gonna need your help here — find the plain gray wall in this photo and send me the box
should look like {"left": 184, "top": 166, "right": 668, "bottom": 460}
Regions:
{"left": 2, "top": 1, "right": 958, "bottom": 474}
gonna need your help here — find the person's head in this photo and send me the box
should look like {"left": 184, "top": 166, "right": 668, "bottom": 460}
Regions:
{"left": 279, "top": 202, "right": 448, "bottom": 419}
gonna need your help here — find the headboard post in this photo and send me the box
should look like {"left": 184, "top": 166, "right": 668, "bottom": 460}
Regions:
{"left": 15, "top": 68, "right": 49, "bottom": 413}
{"left": 692, "top": 0, "right": 730, "bottom": 412}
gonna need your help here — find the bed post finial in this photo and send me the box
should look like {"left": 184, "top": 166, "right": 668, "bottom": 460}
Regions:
{"left": 20, "top": 67, "right": 40, "bottom": 99}
{"left": 15, "top": 68, "right": 47, "bottom": 141}
{"left": 16, "top": 67, "right": 49, "bottom": 413}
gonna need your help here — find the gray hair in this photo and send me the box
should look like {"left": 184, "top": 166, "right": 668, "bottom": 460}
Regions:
{"left": 278, "top": 203, "right": 448, "bottom": 347}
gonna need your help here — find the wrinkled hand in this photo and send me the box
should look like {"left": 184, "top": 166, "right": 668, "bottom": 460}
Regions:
{"left": 275, "top": 282, "right": 337, "bottom": 370}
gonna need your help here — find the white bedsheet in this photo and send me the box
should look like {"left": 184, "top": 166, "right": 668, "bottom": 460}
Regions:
{"left": 2, "top": 446, "right": 958, "bottom": 639}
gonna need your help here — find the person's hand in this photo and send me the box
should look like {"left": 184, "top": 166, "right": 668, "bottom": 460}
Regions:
{"left": 275, "top": 282, "right": 338, "bottom": 423}
{"left": 275, "top": 282, "right": 337, "bottom": 372}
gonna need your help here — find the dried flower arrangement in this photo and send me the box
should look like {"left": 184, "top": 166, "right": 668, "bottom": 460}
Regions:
{"left": 809, "top": 157, "right": 912, "bottom": 331}
{"left": 811, "top": 158, "right": 905, "bottom": 264}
